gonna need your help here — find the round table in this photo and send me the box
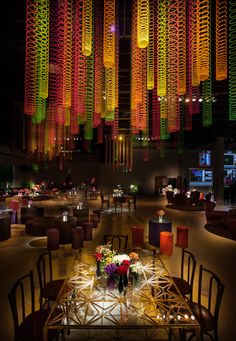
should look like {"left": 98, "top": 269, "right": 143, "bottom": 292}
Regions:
{"left": 0, "top": 215, "right": 11, "bottom": 241}
{"left": 55, "top": 216, "right": 77, "bottom": 244}
{"left": 148, "top": 218, "right": 172, "bottom": 247}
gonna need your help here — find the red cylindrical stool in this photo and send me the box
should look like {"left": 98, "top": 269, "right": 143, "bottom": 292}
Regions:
{"left": 10, "top": 200, "right": 20, "bottom": 211}
{"left": 21, "top": 197, "right": 29, "bottom": 207}
{"left": 176, "top": 226, "right": 189, "bottom": 248}
{"left": 89, "top": 213, "right": 99, "bottom": 228}
{"left": 160, "top": 232, "right": 173, "bottom": 256}
{"left": 71, "top": 227, "right": 84, "bottom": 249}
{"left": 47, "top": 228, "right": 60, "bottom": 250}
{"left": 82, "top": 221, "right": 93, "bottom": 241}
{"left": 131, "top": 226, "right": 144, "bottom": 248}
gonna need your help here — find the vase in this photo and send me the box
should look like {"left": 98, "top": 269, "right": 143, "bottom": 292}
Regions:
{"left": 123, "top": 274, "right": 128, "bottom": 287}
{"left": 130, "top": 272, "right": 139, "bottom": 287}
{"left": 96, "top": 260, "right": 101, "bottom": 277}
{"left": 118, "top": 275, "right": 124, "bottom": 293}
{"left": 107, "top": 275, "right": 116, "bottom": 290}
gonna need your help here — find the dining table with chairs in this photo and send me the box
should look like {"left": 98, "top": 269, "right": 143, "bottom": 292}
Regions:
{"left": 43, "top": 248, "right": 200, "bottom": 341}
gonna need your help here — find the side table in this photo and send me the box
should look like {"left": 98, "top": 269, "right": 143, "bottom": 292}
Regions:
{"left": 148, "top": 218, "right": 172, "bottom": 247}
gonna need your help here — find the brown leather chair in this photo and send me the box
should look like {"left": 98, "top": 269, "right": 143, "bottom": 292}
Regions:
{"left": 100, "top": 192, "right": 110, "bottom": 210}
{"left": 174, "top": 193, "right": 187, "bottom": 207}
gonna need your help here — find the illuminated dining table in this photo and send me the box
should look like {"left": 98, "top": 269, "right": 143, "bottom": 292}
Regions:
{"left": 43, "top": 249, "right": 200, "bottom": 340}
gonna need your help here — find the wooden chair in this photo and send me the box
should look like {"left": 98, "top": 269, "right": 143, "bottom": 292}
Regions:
{"left": 183, "top": 265, "right": 225, "bottom": 341}
{"left": 170, "top": 248, "right": 196, "bottom": 301}
{"left": 113, "top": 196, "right": 126, "bottom": 212}
{"left": 128, "top": 195, "right": 137, "bottom": 211}
{"left": 100, "top": 192, "right": 110, "bottom": 210}
{"left": 104, "top": 234, "right": 128, "bottom": 251}
{"left": 8, "top": 270, "right": 58, "bottom": 341}
{"left": 37, "top": 251, "right": 65, "bottom": 309}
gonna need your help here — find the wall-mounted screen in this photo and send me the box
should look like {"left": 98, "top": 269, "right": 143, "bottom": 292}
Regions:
{"left": 224, "top": 151, "right": 236, "bottom": 168}
{"left": 199, "top": 150, "right": 211, "bottom": 167}
{"left": 224, "top": 168, "right": 236, "bottom": 186}
{"left": 189, "top": 168, "right": 213, "bottom": 187}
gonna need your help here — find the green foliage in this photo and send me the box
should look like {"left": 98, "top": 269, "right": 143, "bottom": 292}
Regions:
{"left": 21, "top": 180, "right": 34, "bottom": 189}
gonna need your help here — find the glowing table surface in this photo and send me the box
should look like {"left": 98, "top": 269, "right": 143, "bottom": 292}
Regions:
{"left": 43, "top": 249, "right": 200, "bottom": 341}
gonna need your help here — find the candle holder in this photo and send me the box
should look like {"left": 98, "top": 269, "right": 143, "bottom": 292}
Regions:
{"left": 62, "top": 211, "right": 69, "bottom": 222}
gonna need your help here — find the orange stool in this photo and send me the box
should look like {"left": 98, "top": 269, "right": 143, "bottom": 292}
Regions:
{"left": 131, "top": 226, "right": 144, "bottom": 248}
{"left": 176, "top": 226, "right": 189, "bottom": 248}
{"left": 160, "top": 232, "right": 173, "bottom": 256}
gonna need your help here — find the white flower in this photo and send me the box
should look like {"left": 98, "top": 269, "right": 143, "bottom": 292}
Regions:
{"left": 113, "top": 254, "right": 130, "bottom": 264}
{"left": 130, "top": 262, "right": 142, "bottom": 274}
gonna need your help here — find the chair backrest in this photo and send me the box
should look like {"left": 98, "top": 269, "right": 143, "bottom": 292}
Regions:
{"left": 37, "top": 251, "right": 53, "bottom": 293}
{"left": 166, "top": 191, "right": 174, "bottom": 204}
{"left": 197, "top": 265, "right": 225, "bottom": 326}
{"left": 8, "top": 271, "right": 35, "bottom": 341}
{"left": 203, "top": 200, "right": 216, "bottom": 212}
{"left": 180, "top": 249, "right": 197, "bottom": 300}
{"left": 100, "top": 192, "right": 105, "bottom": 201}
{"left": 191, "top": 190, "right": 200, "bottom": 204}
{"left": 104, "top": 234, "right": 128, "bottom": 251}
{"left": 228, "top": 208, "right": 236, "bottom": 218}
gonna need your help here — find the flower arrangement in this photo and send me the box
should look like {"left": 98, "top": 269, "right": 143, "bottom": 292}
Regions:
{"left": 95, "top": 244, "right": 141, "bottom": 293}
{"left": 157, "top": 209, "right": 165, "bottom": 223}
{"left": 113, "top": 189, "right": 123, "bottom": 197}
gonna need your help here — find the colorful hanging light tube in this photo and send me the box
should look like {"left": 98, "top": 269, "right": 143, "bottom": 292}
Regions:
{"left": 24, "top": 0, "right": 37, "bottom": 115}
{"left": 82, "top": 0, "right": 93, "bottom": 56}
{"left": 199, "top": 0, "right": 210, "bottom": 81}
{"left": 167, "top": 0, "right": 180, "bottom": 133}
{"left": 103, "top": 0, "right": 116, "bottom": 68}
{"left": 229, "top": 0, "right": 236, "bottom": 120}
{"left": 137, "top": 0, "right": 149, "bottom": 48}
{"left": 216, "top": 0, "right": 228, "bottom": 80}
{"left": 157, "top": 0, "right": 167, "bottom": 97}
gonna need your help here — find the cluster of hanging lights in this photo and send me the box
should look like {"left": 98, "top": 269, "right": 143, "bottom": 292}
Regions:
{"left": 24, "top": 0, "right": 232, "bottom": 167}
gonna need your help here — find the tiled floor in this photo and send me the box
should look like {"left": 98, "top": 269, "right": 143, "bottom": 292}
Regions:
{"left": 0, "top": 195, "right": 235, "bottom": 340}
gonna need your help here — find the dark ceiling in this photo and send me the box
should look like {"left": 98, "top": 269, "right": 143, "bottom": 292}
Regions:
{"left": 0, "top": 0, "right": 235, "bottom": 153}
